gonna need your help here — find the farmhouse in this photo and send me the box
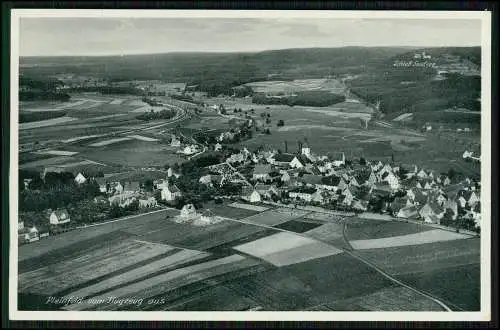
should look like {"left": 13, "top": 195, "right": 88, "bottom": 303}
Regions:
{"left": 167, "top": 167, "right": 181, "bottom": 178}
{"left": 273, "top": 153, "right": 298, "bottom": 167}
{"left": 289, "top": 187, "right": 317, "bottom": 203}
{"left": 161, "top": 183, "right": 183, "bottom": 202}
{"left": 110, "top": 182, "right": 124, "bottom": 195}
{"left": 74, "top": 172, "right": 87, "bottom": 185}
{"left": 198, "top": 209, "right": 218, "bottom": 225}
{"left": 443, "top": 198, "right": 459, "bottom": 220}
{"left": 95, "top": 178, "right": 109, "bottom": 193}
{"left": 252, "top": 164, "right": 272, "bottom": 182}
{"left": 419, "top": 202, "right": 445, "bottom": 224}
{"left": 180, "top": 204, "right": 198, "bottom": 219}
{"left": 381, "top": 171, "right": 400, "bottom": 190}
{"left": 19, "top": 226, "right": 40, "bottom": 244}
{"left": 300, "top": 174, "right": 324, "bottom": 188}
{"left": 139, "top": 196, "right": 158, "bottom": 208}
{"left": 397, "top": 205, "right": 419, "bottom": 219}
{"left": 458, "top": 190, "right": 480, "bottom": 207}
{"left": 49, "top": 209, "right": 71, "bottom": 225}
{"left": 241, "top": 186, "right": 262, "bottom": 203}
{"left": 170, "top": 135, "right": 181, "bottom": 147}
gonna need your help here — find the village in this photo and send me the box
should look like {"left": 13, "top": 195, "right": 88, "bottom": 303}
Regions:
{"left": 18, "top": 132, "right": 482, "bottom": 245}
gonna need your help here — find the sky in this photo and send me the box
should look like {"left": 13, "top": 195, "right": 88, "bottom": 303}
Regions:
{"left": 18, "top": 17, "right": 482, "bottom": 56}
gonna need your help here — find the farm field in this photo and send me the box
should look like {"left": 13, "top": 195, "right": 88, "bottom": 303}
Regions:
{"left": 228, "top": 202, "right": 269, "bottom": 212}
{"left": 233, "top": 232, "right": 343, "bottom": 267}
{"left": 326, "top": 286, "right": 444, "bottom": 311}
{"left": 345, "top": 218, "right": 434, "bottom": 241}
{"left": 17, "top": 204, "right": 478, "bottom": 311}
{"left": 244, "top": 79, "right": 346, "bottom": 94}
{"left": 19, "top": 116, "right": 78, "bottom": 130}
{"left": 19, "top": 239, "right": 176, "bottom": 295}
{"left": 240, "top": 208, "right": 310, "bottom": 226}
{"left": 354, "top": 238, "right": 480, "bottom": 310}
{"left": 80, "top": 139, "right": 185, "bottom": 167}
{"left": 349, "top": 229, "right": 470, "bottom": 250}
{"left": 209, "top": 204, "right": 261, "bottom": 219}
{"left": 274, "top": 219, "right": 323, "bottom": 233}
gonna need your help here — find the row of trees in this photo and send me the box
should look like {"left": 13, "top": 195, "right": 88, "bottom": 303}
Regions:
{"left": 136, "top": 109, "right": 176, "bottom": 121}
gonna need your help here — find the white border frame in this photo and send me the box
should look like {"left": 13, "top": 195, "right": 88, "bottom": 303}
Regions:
{"left": 9, "top": 9, "right": 492, "bottom": 322}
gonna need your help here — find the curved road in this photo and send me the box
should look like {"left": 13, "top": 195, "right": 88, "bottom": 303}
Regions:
{"left": 341, "top": 220, "right": 455, "bottom": 312}
{"left": 223, "top": 213, "right": 454, "bottom": 312}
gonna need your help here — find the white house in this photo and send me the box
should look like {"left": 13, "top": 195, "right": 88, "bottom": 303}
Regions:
{"left": 381, "top": 172, "right": 400, "bottom": 190}
{"left": 289, "top": 190, "right": 315, "bottom": 203}
{"left": 289, "top": 156, "right": 306, "bottom": 169}
{"left": 416, "top": 169, "right": 428, "bottom": 179}
{"left": 161, "top": 184, "right": 183, "bottom": 202}
{"left": 241, "top": 187, "right": 262, "bottom": 203}
{"left": 18, "top": 221, "right": 24, "bottom": 231}
{"left": 49, "top": 209, "right": 71, "bottom": 225}
{"left": 331, "top": 152, "right": 346, "bottom": 167}
{"left": 139, "top": 196, "right": 157, "bottom": 208}
{"left": 182, "top": 145, "right": 199, "bottom": 155}
{"left": 463, "top": 150, "right": 474, "bottom": 159}
{"left": 214, "top": 143, "right": 222, "bottom": 151}
{"left": 74, "top": 172, "right": 87, "bottom": 185}
{"left": 252, "top": 164, "right": 272, "bottom": 181}
{"left": 180, "top": 204, "right": 198, "bottom": 218}
{"left": 170, "top": 135, "right": 181, "bottom": 147}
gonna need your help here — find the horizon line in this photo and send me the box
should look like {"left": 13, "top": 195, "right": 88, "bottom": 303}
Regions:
{"left": 19, "top": 45, "right": 481, "bottom": 58}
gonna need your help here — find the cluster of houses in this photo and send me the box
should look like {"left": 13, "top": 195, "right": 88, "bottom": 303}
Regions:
{"left": 170, "top": 134, "right": 201, "bottom": 156}
{"left": 196, "top": 143, "right": 481, "bottom": 229}
{"left": 18, "top": 209, "right": 71, "bottom": 244}
{"left": 175, "top": 203, "right": 220, "bottom": 226}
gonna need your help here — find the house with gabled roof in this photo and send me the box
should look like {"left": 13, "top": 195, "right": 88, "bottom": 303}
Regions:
{"left": 416, "top": 169, "right": 428, "bottom": 179}
{"left": 300, "top": 174, "right": 323, "bottom": 188}
{"left": 458, "top": 190, "right": 480, "bottom": 207}
{"left": 390, "top": 197, "right": 413, "bottom": 216}
{"left": 241, "top": 186, "right": 261, "bottom": 203}
{"left": 340, "top": 187, "right": 355, "bottom": 206}
{"left": 381, "top": 171, "right": 400, "bottom": 190}
{"left": 161, "top": 183, "right": 182, "bottom": 202}
{"left": 319, "top": 175, "right": 341, "bottom": 191}
{"left": 49, "top": 209, "right": 70, "bottom": 225}
{"left": 74, "top": 172, "right": 87, "bottom": 185}
{"left": 397, "top": 205, "right": 419, "bottom": 219}
{"left": 289, "top": 186, "right": 317, "bottom": 203}
{"left": 253, "top": 164, "right": 272, "bottom": 182}
{"left": 443, "top": 198, "right": 459, "bottom": 220}
{"left": 419, "top": 202, "right": 445, "bottom": 224}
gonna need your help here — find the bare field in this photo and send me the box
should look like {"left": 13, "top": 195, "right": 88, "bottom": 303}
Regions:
{"left": 350, "top": 229, "right": 470, "bottom": 250}
{"left": 241, "top": 209, "right": 304, "bottom": 226}
{"left": 19, "top": 239, "right": 174, "bottom": 295}
{"left": 355, "top": 238, "right": 480, "bottom": 276}
{"left": 345, "top": 219, "right": 434, "bottom": 241}
{"left": 327, "top": 286, "right": 445, "bottom": 311}
{"left": 81, "top": 140, "right": 185, "bottom": 167}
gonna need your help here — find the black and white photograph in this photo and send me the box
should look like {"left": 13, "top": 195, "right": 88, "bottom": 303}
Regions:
{"left": 8, "top": 9, "right": 492, "bottom": 321}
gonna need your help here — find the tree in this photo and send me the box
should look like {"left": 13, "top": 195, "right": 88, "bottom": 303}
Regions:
{"left": 266, "top": 118, "right": 271, "bottom": 125}
{"left": 359, "top": 157, "right": 366, "bottom": 165}
{"left": 144, "top": 179, "right": 154, "bottom": 192}
{"left": 277, "top": 119, "right": 285, "bottom": 127}
{"left": 267, "top": 113, "right": 271, "bottom": 118}
{"left": 265, "top": 128, "right": 271, "bottom": 135}
{"left": 441, "top": 209, "right": 455, "bottom": 227}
